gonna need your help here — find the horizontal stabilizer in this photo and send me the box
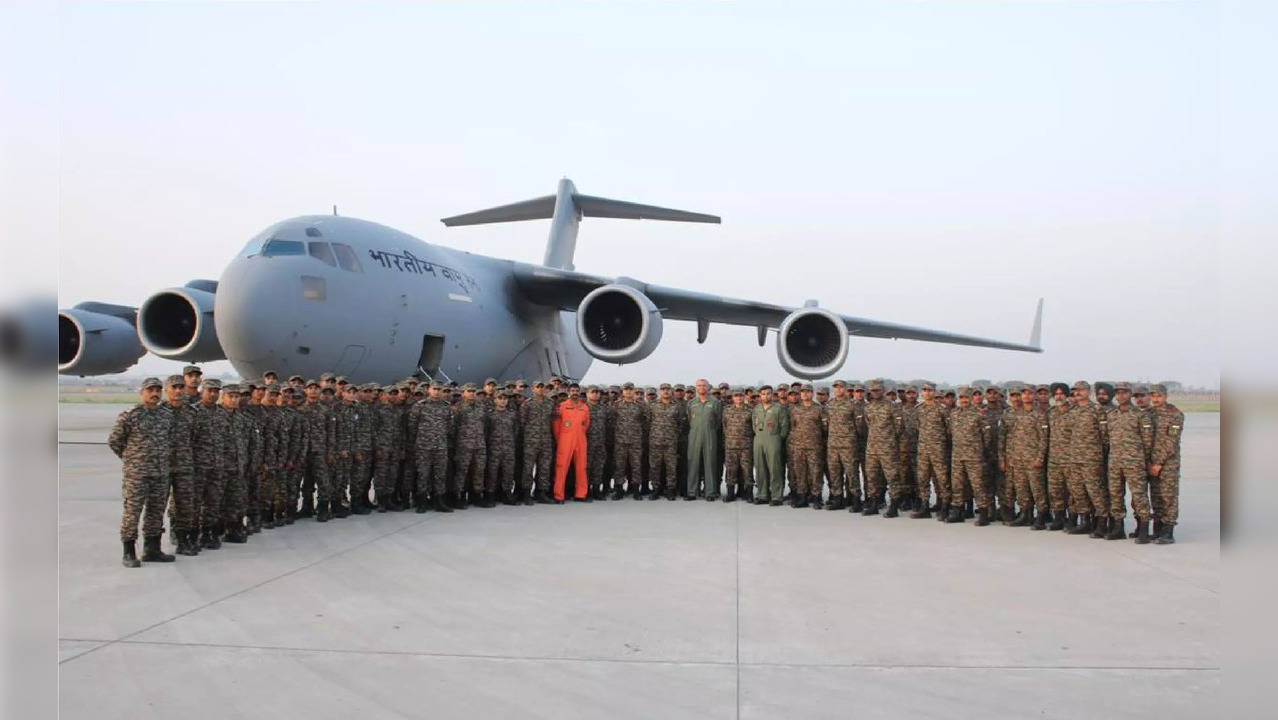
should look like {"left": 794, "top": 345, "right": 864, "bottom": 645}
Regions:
{"left": 440, "top": 193, "right": 719, "bottom": 227}
{"left": 441, "top": 195, "right": 556, "bottom": 227}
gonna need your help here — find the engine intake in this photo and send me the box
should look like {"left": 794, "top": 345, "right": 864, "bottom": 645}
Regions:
{"left": 776, "top": 308, "right": 848, "bottom": 379}
{"left": 137, "top": 283, "right": 224, "bottom": 362}
{"left": 58, "top": 305, "right": 145, "bottom": 376}
{"left": 576, "top": 284, "right": 663, "bottom": 364}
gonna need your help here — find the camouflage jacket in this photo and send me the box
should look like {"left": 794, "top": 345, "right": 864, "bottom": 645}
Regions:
{"left": 949, "top": 406, "right": 990, "bottom": 462}
{"left": 519, "top": 396, "right": 555, "bottom": 442}
{"left": 851, "top": 400, "right": 868, "bottom": 447}
{"left": 1001, "top": 407, "right": 1047, "bottom": 468}
{"left": 646, "top": 400, "right": 684, "bottom": 446}
{"left": 414, "top": 398, "right": 452, "bottom": 452}
{"left": 299, "top": 402, "right": 329, "bottom": 456}
{"left": 164, "top": 401, "right": 196, "bottom": 475}
{"left": 1150, "top": 404, "right": 1184, "bottom": 466}
{"left": 864, "top": 399, "right": 903, "bottom": 455}
{"left": 788, "top": 402, "right": 824, "bottom": 450}
{"left": 722, "top": 404, "right": 754, "bottom": 450}
{"left": 1107, "top": 404, "right": 1151, "bottom": 465}
{"left": 223, "top": 408, "right": 251, "bottom": 472}
{"left": 488, "top": 405, "right": 518, "bottom": 449}
{"left": 586, "top": 401, "right": 610, "bottom": 444}
{"left": 899, "top": 403, "right": 920, "bottom": 454}
{"left": 612, "top": 401, "right": 646, "bottom": 446}
{"left": 108, "top": 404, "right": 172, "bottom": 477}
{"left": 1065, "top": 402, "right": 1108, "bottom": 464}
{"left": 373, "top": 404, "right": 399, "bottom": 453}
{"left": 915, "top": 401, "right": 950, "bottom": 454}
{"left": 982, "top": 406, "right": 1003, "bottom": 460}
{"left": 190, "top": 402, "right": 229, "bottom": 471}
{"left": 822, "top": 397, "right": 858, "bottom": 451}
{"left": 350, "top": 401, "right": 374, "bottom": 452}
{"left": 1047, "top": 404, "right": 1072, "bottom": 465}
{"left": 333, "top": 401, "right": 357, "bottom": 453}
{"left": 453, "top": 400, "right": 488, "bottom": 449}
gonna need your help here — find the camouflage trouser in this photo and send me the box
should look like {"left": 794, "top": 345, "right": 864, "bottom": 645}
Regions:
{"left": 865, "top": 448, "right": 899, "bottom": 502}
{"left": 791, "top": 446, "right": 823, "bottom": 497}
{"left": 1108, "top": 457, "right": 1144, "bottom": 520}
{"left": 826, "top": 446, "right": 857, "bottom": 500}
{"left": 612, "top": 441, "right": 642, "bottom": 490}
{"left": 753, "top": 438, "right": 784, "bottom": 501}
{"left": 373, "top": 449, "right": 396, "bottom": 500}
{"left": 1008, "top": 459, "right": 1047, "bottom": 512}
{"left": 488, "top": 443, "right": 516, "bottom": 494}
{"left": 648, "top": 440, "right": 677, "bottom": 493}
{"left": 725, "top": 446, "right": 753, "bottom": 491}
{"left": 415, "top": 446, "right": 448, "bottom": 496}
{"left": 351, "top": 450, "right": 371, "bottom": 504}
{"left": 455, "top": 444, "right": 487, "bottom": 493}
{"left": 256, "top": 468, "right": 274, "bottom": 514}
{"left": 305, "top": 452, "right": 332, "bottom": 503}
{"left": 991, "top": 457, "right": 1010, "bottom": 511}
{"left": 586, "top": 440, "right": 608, "bottom": 490}
{"left": 1067, "top": 461, "right": 1105, "bottom": 516}
{"left": 245, "top": 465, "right": 260, "bottom": 517}
{"left": 121, "top": 474, "right": 167, "bottom": 542}
{"left": 220, "top": 466, "right": 247, "bottom": 526}
{"left": 916, "top": 446, "right": 949, "bottom": 505}
{"left": 899, "top": 451, "right": 918, "bottom": 499}
{"left": 951, "top": 456, "right": 985, "bottom": 508}
{"left": 1152, "top": 461, "right": 1179, "bottom": 525}
{"left": 523, "top": 436, "right": 553, "bottom": 492}
{"left": 195, "top": 467, "right": 224, "bottom": 532}
{"left": 166, "top": 472, "right": 196, "bottom": 533}
{"left": 1047, "top": 460, "right": 1069, "bottom": 512}
{"left": 852, "top": 449, "right": 866, "bottom": 499}
{"left": 401, "top": 447, "right": 417, "bottom": 497}
{"left": 332, "top": 454, "right": 352, "bottom": 505}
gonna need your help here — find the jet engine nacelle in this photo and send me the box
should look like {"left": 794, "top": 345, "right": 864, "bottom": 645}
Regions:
{"left": 576, "top": 284, "right": 664, "bottom": 364}
{"left": 58, "top": 305, "right": 145, "bottom": 376}
{"left": 776, "top": 308, "right": 849, "bottom": 380}
{"left": 137, "top": 281, "right": 224, "bottom": 362}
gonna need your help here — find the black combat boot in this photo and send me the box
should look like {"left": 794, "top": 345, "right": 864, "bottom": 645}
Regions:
{"left": 768, "top": 498, "right": 783, "bottom": 506}
{"left": 534, "top": 489, "right": 553, "bottom": 504}
{"left": 502, "top": 489, "right": 519, "bottom": 506}
{"left": 122, "top": 540, "right": 141, "bottom": 568}
{"left": 1010, "top": 509, "right": 1029, "bottom": 527}
{"left": 142, "top": 535, "right": 175, "bottom": 562}
{"left": 826, "top": 494, "right": 845, "bottom": 511}
{"left": 862, "top": 498, "right": 877, "bottom": 516}
{"left": 608, "top": 486, "right": 624, "bottom": 501}
{"left": 934, "top": 502, "right": 949, "bottom": 521}
{"left": 433, "top": 495, "right": 454, "bottom": 513}
{"left": 203, "top": 524, "right": 222, "bottom": 549}
{"left": 1106, "top": 517, "right": 1126, "bottom": 540}
{"left": 282, "top": 506, "right": 295, "bottom": 525}
{"left": 945, "top": 505, "right": 964, "bottom": 523}
{"left": 849, "top": 496, "right": 863, "bottom": 513}
{"left": 246, "top": 513, "right": 261, "bottom": 533}
{"left": 1031, "top": 509, "right": 1047, "bottom": 531}
{"left": 573, "top": 493, "right": 593, "bottom": 503}
{"left": 1134, "top": 520, "right": 1151, "bottom": 544}
{"left": 705, "top": 490, "right": 721, "bottom": 501}
{"left": 521, "top": 487, "right": 535, "bottom": 505}
{"left": 1153, "top": 520, "right": 1164, "bottom": 537}
{"left": 315, "top": 501, "right": 331, "bottom": 523}
{"left": 883, "top": 499, "right": 899, "bottom": 518}
{"left": 965, "top": 498, "right": 975, "bottom": 518}
{"left": 724, "top": 487, "right": 737, "bottom": 503}
{"left": 353, "top": 497, "right": 373, "bottom": 515}
{"left": 377, "top": 495, "right": 392, "bottom": 512}
{"left": 975, "top": 507, "right": 990, "bottom": 526}
{"left": 174, "top": 531, "right": 194, "bottom": 556}
{"left": 481, "top": 492, "right": 498, "bottom": 508}
{"left": 666, "top": 489, "right": 678, "bottom": 501}
{"left": 1068, "top": 513, "right": 1092, "bottom": 535}
{"left": 1154, "top": 523, "right": 1176, "bottom": 545}
{"left": 810, "top": 494, "right": 823, "bottom": 509}
{"left": 1090, "top": 515, "right": 1108, "bottom": 539}
{"left": 414, "top": 496, "right": 429, "bottom": 513}
{"left": 334, "top": 502, "right": 351, "bottom": 519}
{"left": 454, "top": 492, "right": 469, "bottom": 510}
{"left": 297, "top": 496, "right": 314, "bottom": 518}
{"left": 910, "top": 501, "right": 931, "bottom": 519}
{"left": 999, "top": 505, "right": 1014, "bottom": 524}
{"left": 1048, "top": 511, "right": 1065, "bottom": 531}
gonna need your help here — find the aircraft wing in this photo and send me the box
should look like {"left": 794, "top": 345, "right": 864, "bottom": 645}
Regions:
{"left": 512, "top": 263, "right": 1043, "bottom": 353}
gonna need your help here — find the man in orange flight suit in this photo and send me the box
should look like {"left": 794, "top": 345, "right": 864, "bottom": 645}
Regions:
{"left": 552, "top": 383, "right": 591, "bottom": 503}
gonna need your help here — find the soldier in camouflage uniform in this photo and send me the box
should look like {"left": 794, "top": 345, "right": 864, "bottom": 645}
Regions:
{"left": 585, "top": 386, "right": 612, "bottom": 500}
{"left": 982, "top": 386, "right": 1010, "bottom": 522}
{"left": 898, "top": 386, "right": 920, "bottom": 511}
{"left": 612, "top": 383, "right": 646, "bottom": 499}
{"left": 520, "top": 381, "right": 556, "bottom": 504}
{"left": 945, "top": 387, "right": 993, "bottom": 524}
{"left": 785, "top": 385, "right": 824, "bottom": 508}
{"left": 192, "top": 379, "right": 229, "bottom": 548}
{"left": 1065, "top": 381, "right": 1110, "bottom": 537}
{"left": 108, "top": 377, "right": 174, "bottom": 567}
{"left": 325, "top": 386, "right": 356, "bottom": 517}
{"left": 257, "top": 385, "right": 283, "bottom": 528}
{"left": 241, "top": 384, "right": 267, "bottom": 533}
{"left": 850, "top": 384, "right": 869, "bottom": 506}
{"left": 751, "top": 385, "right": 789, "bottom": 505}
{"left": 645, "top": 383, "right": 683, "bottom": 500}
{"left": 298, "top": 380, "right": 334, "bottom": 521}
{"left": 912, "top": 382, "right": 950, "bottom": 520}
{"left": 1147, "top": 384, "right": 1183, "bottom": 544}
{"left": 162, "top": 375, "right": 199, "bottom": 555}
{"left": 1000, "top": 384, "right": 1048, "bottom": 528}
{"left": 721, "top": 388, "right": 754, "bottom": 502}
{"left": 862, "top": 379, "right": 905, "bottom": 516}
{"left": 225, "top": 385, "right": 256, "bottom": 541}
{"left": 453, "top": 383, "right": 489, "bottom": 508}
{"left": 821, "top": 380, "right": 859, "bottom": 512}
{"left": 372, "top": 387, "right": 400, "bottom": 511}
{"left": 488, "top": 391, "right": 520, "bottom": 504}
{"left": 279, "top": 388, "right": 307, "bottom": 524}
{"left": 1046, "top": 383, "right": 1073, "bottom": 530}
{"left": 412, "top": 382, "right": 454, "bottom": 512}
{"left": 1103, "top": 382, "right": 1151, "bottom": 540}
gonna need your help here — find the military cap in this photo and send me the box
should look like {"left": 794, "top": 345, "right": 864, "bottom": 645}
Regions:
{"left": 1150, "top": 383, "right": 1168, "bottom": 395}
{"left": 921, "top": 381, "right": 936, "bottom": 391}
{"left": 673, "top": 383, "right": 684, "bottom": 391}
{"left": 484, "top": 377, "right": 497, "bottom": 385}
{"left": 140, "top": 377, "right": 163, "bottom": 390}
{"left": 970, "top": 387, "right": 984, "bottom": 396}
{"left": 289, "top": 374, "right": 303, "bottom": 382}
{"left": 609, "top": 385, "right": 620, "bottom": 392}
{"left": 943, "top": 388, "right": 956, "bottom": 397}
{"left": 1004, "top": 382, "right": 1022, "bottom": 393}
{"left": 165, "top": 374, "right": 184, "bottom": 387}
{"left": 505, "top": 381, "right": 516, "bottom": 388}
{"left": 832, "top": 379, "right": 847, "bottom": 388}
{"left": 816, "top": 385, "right": 830, "bottom": 394}
{"left": 957, "top": 385, "right": 972, "bottom": 395}
{"left": 619, "top": 382, "right": 633, "bottom": 390}
{"left": 222, "top": 383, "right": 241, "bottom": 394}
{"left": 645, "top": 387, "right": 656, "bottom": 395}
{"left": 756, "top": 384, "right": 771, "bottom": 391}
{"left": 266, "top": 384, "right": 282, "bottom": 394}
{"left": 245, "top": 381, "right": 259, "bottom": 390}
{"left": 852, "top": 382, "right": 866, "bottom": 391}
{"left": 787, "top": 388, "right": 799, "bottom": 396}
{"left": 1035, "top": 384, "right": 1049, "bottom": 392}
{"left": 202, "top": 378, "right": 222, "bottom": 390}
{"left": 461, "top": 382, "right": 476, "bottom": 391}
{"left": 182, "top": 365, "right": 202, "bottom": 375}
{"left": 1072, "top": 380, "right": 1091, "bottom": 391}
{"left": 386, "top": 385, "right": 400, "bottom": 393}
{"left": 902, "top": 385, "right": 918, "bottom": 393}
{"left": 731, "top": 387, "right": 744, "bottom": 396}
{"left": 1133, "top": 383, "right": 1150, "bottom": 395}
{"left": 305, "top": 378, "right": 319, "bottom": 387}
{"left": 1114, "top": 381, "right": 1132, "bottom": 392}
{"left": 262, "top": 370, "right": 278, "bottom": 378}
{"left": 718, "top": 382, "right": 730, "bottom": 389}
{"left": 336, "top": 376, "right": 349, "bottom": 384}
{"left": 318, "top": 372, "right": 334, "bottom": 381}
{"left": 867, "top": 379, "right": 884, "bottom": 390}
{"left": 801, "top": 384, "right": 813, "bottom": 392}
{"left": 659, "top": 382, "right": 672, "bottom": 390}
{"left": 532, "top": 380, "right": 545, "bottom": 387}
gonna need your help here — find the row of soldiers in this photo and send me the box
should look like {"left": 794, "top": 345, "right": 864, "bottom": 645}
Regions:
{"left": 108, "top": 366, "right": 1185, "bottom": 568}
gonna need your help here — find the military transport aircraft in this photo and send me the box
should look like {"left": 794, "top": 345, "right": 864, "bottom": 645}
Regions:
{"left": 57, "top": 179, "right": 1043, "bottom": 383}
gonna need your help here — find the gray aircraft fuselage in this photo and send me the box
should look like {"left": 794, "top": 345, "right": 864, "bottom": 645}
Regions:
{"left": 216, "top": 215, "right": 592, "bottom": 384}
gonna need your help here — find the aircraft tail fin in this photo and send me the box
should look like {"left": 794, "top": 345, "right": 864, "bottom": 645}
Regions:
{"left": 440, "top": 178, "right": 720, "bottom": 270}
{"left": 1029, "top": 298, "right": 1044, "bottom": 350}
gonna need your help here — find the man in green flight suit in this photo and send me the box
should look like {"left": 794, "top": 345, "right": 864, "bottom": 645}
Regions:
{"left": 751, "top": 385, "right": 790, "bottom": 506}
{"left": 686, "top": 378, "right": 723, "bottom": 500}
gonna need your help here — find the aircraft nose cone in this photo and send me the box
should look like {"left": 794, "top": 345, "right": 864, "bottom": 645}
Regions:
{"left": 215, "top": 257, "right": 298, "bottom": 376}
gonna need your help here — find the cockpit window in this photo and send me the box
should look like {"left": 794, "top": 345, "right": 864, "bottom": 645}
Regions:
{"left": 262, "top": 239, "right": 305, "bottom": 257}
{"left": 332, "top": 243, "right": 362, "bottom": 273}
{"left": 308, "top": 241, "right": 336, "bottom": 267}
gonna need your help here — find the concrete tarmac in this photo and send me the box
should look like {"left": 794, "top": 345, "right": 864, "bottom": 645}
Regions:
{"left": 58, "top": 404, "right": 1220, "bottom": 719}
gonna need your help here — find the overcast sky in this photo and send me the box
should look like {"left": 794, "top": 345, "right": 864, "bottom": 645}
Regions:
{"left": 50, "top": 1, "right": 1222, "bottom": 388}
